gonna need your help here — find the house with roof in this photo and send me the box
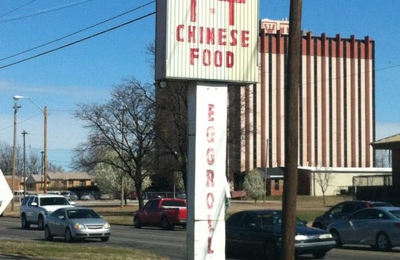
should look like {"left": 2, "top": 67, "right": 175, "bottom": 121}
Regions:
{"left": 25, "top": 172, "right": 93, "bottom": 193}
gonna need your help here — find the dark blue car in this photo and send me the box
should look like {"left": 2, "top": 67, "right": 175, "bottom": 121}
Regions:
{"left": 226, "top": 209, "right": 335, "bottom": 260}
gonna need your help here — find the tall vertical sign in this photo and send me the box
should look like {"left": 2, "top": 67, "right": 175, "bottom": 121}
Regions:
{"left": 187, "top": 84, "right": 227, "bottom": 259}
{"left": 155, "top": 0, "right": 258, "bottom": 259}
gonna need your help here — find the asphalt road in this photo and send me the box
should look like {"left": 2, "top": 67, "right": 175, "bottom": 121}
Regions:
{"left": 1, "top": 216, "right": 400, "bottom": 260}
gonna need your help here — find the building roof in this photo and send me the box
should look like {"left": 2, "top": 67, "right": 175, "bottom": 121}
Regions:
{"left": 47, "top": 172, "right": 92, "bottom": 180}
{"left": 371, "top": 133, "right": 400, "bottom": 150}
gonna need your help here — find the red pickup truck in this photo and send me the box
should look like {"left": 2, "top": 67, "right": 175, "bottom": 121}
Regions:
{"left": 133, "top": 198, "right": 187, "bottom": 230}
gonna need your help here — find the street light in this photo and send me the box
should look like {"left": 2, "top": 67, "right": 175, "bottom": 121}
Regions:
{"left": 11, "top": 96, "right": 21, "bottom": 211}
{"left": 13, "top": 95, "right": 48, "bottom": 194}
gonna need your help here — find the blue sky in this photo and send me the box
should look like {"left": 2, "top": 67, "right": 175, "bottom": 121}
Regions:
{"left": 0, "top": 0, "right": 399, "bottom": 171}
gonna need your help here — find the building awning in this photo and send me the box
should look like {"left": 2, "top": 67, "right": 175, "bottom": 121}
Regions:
{"left": 371, "top": 133, "right": 400, "bottom": 150}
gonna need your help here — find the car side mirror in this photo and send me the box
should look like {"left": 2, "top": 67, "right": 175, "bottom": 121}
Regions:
{"left": 31, "top": 202, "right": 38, "bottom": 207}
{"left": 70, "top": 202, "right": 76, "bottom": 205}
{"left": 58, "top": 215, "right": 65, "bottom": 220}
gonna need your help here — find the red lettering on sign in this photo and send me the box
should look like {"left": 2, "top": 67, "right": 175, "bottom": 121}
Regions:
{"left": 190, "top": 0, "right": 197, "bottom": 22}
{"left": 206, "top": 126, "right": 215, "bottom": 143}
{"left": 241, "top": 30, "right": 249, "bottom": 47}
{"left": 207, "top": 237, "right": 214, "bottom": 254}
{"left": 176, "top": 25, "right": 184, "bottom": 42}
{"left": 208, "top": 104, "right": 215, "bottom": 121}
{"left": 206, "top": 192, "right": 215, "bottom": 209}
{"left": 190, "top": 48, "right": 199, "bottom": 65}
{"left": 177, "top": 26, "right": 248, "bottom": 47}
{"left": 206, "top": 148, "right": 215, "bottom": 165}
{"left": 206, "top": 170, "right": 215, "bottom": 187}
{"left": 219, "top": 0, "right": 246, "bottom": 26}
{"left": 188, "top": 26, "right": 196, "bottom": 43}
{"left": 207, "top": 215, "right": 214, "bottom": 232}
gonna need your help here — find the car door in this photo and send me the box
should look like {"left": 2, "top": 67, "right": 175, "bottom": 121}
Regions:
{"left": 340, "top": 209, "right": 369, "bottom": 244}
{"left": 139, "top": 200, "right": 157, "bottom": 225}
{"left": 226, "top": 212, "right": 264, "bottom": 253}
{"left": 349, "top": 209, "right": 385, "bottom": 244}
{"left": 25, "top": 196, "right": 37, "bottom": 222}
{"left": 46, "top": 209, "right": 64, "bottom": 236}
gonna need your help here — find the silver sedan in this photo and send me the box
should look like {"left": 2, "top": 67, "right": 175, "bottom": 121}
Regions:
{"left": 44, "top": 206, "right": 111, "bottom": 242}
{"left": 327, "top": 206, "right": 400, "bottom": 251}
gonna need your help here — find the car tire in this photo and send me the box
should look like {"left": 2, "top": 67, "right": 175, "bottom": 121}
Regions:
{"left": 133, "top": 216, "right": 142, "bottom": 228}
{"left": 161, "top": 216, "right": 174, "bottom": 230}
{"left": 264, "top": 241, "right": 278, "bottom": 260}
{"left": 21, "top": 214, "right": 30, "bottom": 229}
{"left": 101, "top": 237, "right": 109, "bottom": 242}
{"left": 44, "top": 226, "right": 53, "bottom": 241}
{"left": 65, "top": 228, "right": 74, "bottom": 243}
{"left": 330, "top": 229, "right": 342, "bottom": 248}
{"left": 375, "top": 232, "right": 391, "bottom": 251}
{"left": 38, "top": 215, "right": 44, "bottom": 230}
{"left": 312, "top": 251, "right": 326, "bottom": 259}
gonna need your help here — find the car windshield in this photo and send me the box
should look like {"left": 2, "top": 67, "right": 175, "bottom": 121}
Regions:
{"left": 389, "top": 210, "right": 400, "bottom": 218}
{"left": 40, "top": 197, "right": 70, "bottom": 206}
{"left": 257, "top": 212, "right": 304, "bottom": 228}
{"left": 67, "top": 209, "right": 101, "bottom": 219}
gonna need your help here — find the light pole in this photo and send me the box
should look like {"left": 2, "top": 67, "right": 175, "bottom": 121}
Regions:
{"left": 11, "top": 96, "right": 21, "bottom": 211}
{"left": 13, "top": 95, "right": 48, "bottom": 193}
{"left": 22, "top": 130, "right": 28, "bottom": 197}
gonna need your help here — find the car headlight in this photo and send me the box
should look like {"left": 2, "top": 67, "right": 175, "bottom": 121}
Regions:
{"left": 74, "top": 223, "right": 85, "bottom": 230}
{"left": 319, "top": 234, "right": 333, "bottom": 239}
{"left": 295, "top": 235, "right": 309, "bottom": 241}
{"left": 104, "top": 222, "right": 110, "bottom": 229}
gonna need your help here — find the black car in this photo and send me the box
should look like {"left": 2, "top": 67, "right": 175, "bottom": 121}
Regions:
{"left": 226, "top": 210, "right": 335, "bottom": 260}
{"left": 312, "top": 200, "right": 392, "bottom": 230}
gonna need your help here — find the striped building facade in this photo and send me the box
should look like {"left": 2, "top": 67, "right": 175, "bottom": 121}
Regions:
{"left": 236, "top": 19, "right": 375, "bottom": 175}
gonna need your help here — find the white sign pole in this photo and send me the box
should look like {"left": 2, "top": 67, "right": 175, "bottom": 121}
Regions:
{"left": 0, "top": 169, "right": 13, "bottom": 216}
{"left": 187, "top": 83, "right": 227, "bottom": 259}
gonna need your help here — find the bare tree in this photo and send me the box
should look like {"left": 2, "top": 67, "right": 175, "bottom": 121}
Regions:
{"left": 315, "top": 167, "right": 335, "bottom": 205}
{"left": 73, "top": 78, "right": 156, "bottom": 209}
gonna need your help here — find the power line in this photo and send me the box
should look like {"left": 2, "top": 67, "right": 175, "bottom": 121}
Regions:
{"left": 0, "top": 11, "right": 156, "bottom": 70}
{"left": 0, "top": 1, "right": 155, "bottom": 62}
{"left": 0, "top": 0, "right": 37, "bottom": 18}
{"left": 0, "top": 0, "right": 95, "bottom": 23}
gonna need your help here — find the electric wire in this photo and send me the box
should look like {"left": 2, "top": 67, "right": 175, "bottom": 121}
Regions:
{"left": 0, "top": 0, "right": 37, "bottom": 18}
{"left": 0, "top": 1, "right": 155, "bottom": 62}
{"left": 0, "top": 11, "right": 155, "bottom": 70}
{"left": 0, "top": 0, "right": 95, "bottom": 23}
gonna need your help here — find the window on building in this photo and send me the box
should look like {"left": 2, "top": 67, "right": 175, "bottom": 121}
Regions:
{"left": 274, "top": 180, "right": 279, "bottom": 190}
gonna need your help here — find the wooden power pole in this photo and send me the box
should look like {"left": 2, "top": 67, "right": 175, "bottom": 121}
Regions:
{"left": 282, "top": 0, "right": 302, "bottom": 260}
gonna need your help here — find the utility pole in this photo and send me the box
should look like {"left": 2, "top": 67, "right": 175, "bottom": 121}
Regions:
{"left": 43, "top": 106, "right": 48, "bottom": 193}
{"left": 282, "top": 1, "right": 302, "bottom": 260}
{"left": 11, "top": 100, "right": 21, "bottom": 211}
{"left": 22, "top": 130, "right": 28, "bottom": 197}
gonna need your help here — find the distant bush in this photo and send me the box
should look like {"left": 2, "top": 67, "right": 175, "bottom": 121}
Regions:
{"left": 243, "top": 169, "right": 264, "bottom": 203}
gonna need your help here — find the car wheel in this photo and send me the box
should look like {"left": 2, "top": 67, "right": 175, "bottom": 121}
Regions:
{"left": 101, "top": 237, "right": 109, "bottom": 242}
{"left": 312, "top": 251, "right": 326, "bottom": 259}
{"left": 161, "top": 216, "right": 174, "bottom": 230}
{"left": 376, "top": 232, "right": 391, "bottom": 251}
{"left": 65, "top": 228, "right": 74, "bottom": 243}
{"left": 133, "top": 216, "right": 142, "bottom": 228}
{"left": 37, "top": 215, "right": 44, "bottom": 230}
{"left": 21, "top": 214, "right": 30, "bottom": 229}
{"left": 330, "top": 229, "right": 342, "bottom": 248}
{"left": 44, "top": 226, "right": 53, "bottom": 241}
{"left": 264, "top": 241, "right": 278, "bottom": 260}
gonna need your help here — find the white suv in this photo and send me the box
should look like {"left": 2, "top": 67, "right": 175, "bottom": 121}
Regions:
{"left": 20, "top": 194, "right": 75, "bottom": 230}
